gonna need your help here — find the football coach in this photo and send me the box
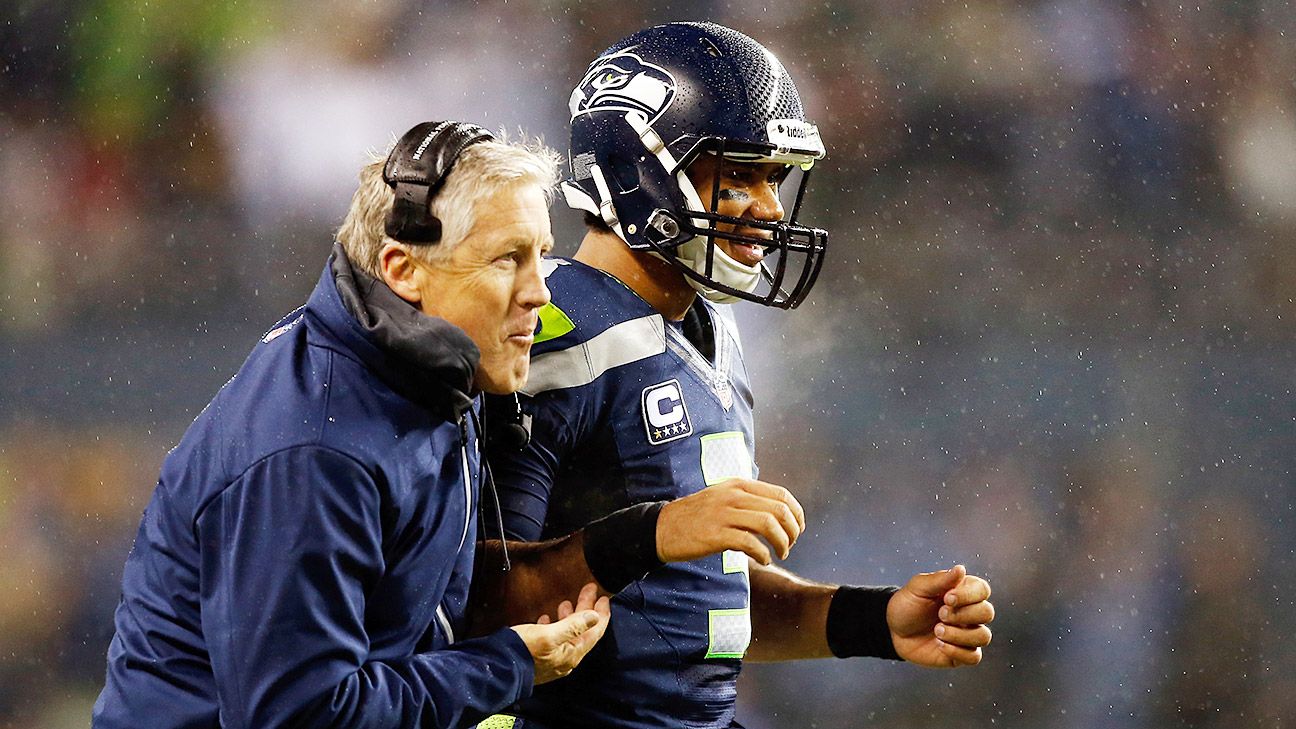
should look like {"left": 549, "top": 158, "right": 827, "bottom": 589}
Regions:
{"left": 93, "top": 121, "right": 610, "bottom": 729}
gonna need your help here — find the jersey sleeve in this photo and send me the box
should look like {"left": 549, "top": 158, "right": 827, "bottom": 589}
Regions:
{"left": 485, "top": 389, "right": 584, "bottom": 542}
{"left": 195, "top": 445, "right": 534, "bottom": 728}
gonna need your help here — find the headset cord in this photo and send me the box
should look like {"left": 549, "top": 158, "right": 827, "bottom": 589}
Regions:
{"left": 467, "top": 404, "right": 512, "bottom": 571}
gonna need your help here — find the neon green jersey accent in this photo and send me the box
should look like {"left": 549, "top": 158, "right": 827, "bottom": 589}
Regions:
{"left": 534, "top": 302, "right": 576, "bottom": 344}
{"left": 475, "top": 716, "right": 517, "bottom": 729}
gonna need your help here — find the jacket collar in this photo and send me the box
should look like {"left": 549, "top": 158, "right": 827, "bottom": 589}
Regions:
{"left": 304, "top": 243, "right": 479, "bottom": 421}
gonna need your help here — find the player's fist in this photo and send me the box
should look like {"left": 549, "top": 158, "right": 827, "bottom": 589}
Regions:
{"left": 887, "top": 565, "right": 994, "bottom": 668}
{"left": 656, "top": 478, "right": 806, "bottom": 565}
{"left": 511, "top": 582, "right": 611, "bottom": 684}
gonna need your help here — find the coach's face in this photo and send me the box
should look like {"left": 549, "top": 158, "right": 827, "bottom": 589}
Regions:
{"left": 386, "top": 181, "right": 553, "bottom": 394}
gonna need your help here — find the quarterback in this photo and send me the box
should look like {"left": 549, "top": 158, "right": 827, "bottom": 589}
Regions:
{"left": 475, "top": 23, "right": 995, "bottom": 728}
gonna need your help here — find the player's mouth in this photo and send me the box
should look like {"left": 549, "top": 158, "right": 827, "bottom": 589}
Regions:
{"left": 723, "top": 240, "right": 766, "bottom": 267}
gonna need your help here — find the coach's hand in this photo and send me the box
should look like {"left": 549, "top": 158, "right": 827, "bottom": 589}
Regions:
{"left": 656, "top": 478, "right": 805, "bottom": 565}
{"left": 887, "top": 565, "right": 994, "bottom": 667}
{"left": 512, "top": 582, "right": 611, "bottom": 684}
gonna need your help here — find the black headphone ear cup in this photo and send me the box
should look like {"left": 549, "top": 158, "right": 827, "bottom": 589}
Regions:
{"left": 385, "top": 185, "right": 442, "bottom": 242}
{"left": 382, "top": 121, "right": 494, "bottom": 244}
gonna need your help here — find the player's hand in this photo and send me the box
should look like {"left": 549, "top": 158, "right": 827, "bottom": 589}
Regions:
{"left": 511, "top": 582, "right": 611, "bottom": 684}
{"left": 886, "top": 565, "right": 994, "bottom": 668}
{"left": 656, "top": 478, "right": 805, "bottom": 565}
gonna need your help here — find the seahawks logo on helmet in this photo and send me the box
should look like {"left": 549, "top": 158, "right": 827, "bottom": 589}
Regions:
{"left": 569, "top": 50, "right": 677, "bottom": 124}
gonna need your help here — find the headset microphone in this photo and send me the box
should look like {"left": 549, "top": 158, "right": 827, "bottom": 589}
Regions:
{"left": 497, "top": 393, "right": 532, "bottom": 450}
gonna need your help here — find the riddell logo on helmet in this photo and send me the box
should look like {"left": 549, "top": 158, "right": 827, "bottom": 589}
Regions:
{"left": 767, "top": 119, "right": 825, "bottom": 158}
{"left": 569, "top": 50, "right": 677, "bottom": 124}
{"left": 772, "top": 122, "right": 809, "bottom": 139}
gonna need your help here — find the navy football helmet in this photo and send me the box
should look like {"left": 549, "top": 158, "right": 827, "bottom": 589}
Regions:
{"left": 563, "top": 22, "right": 828, "bottom": 308}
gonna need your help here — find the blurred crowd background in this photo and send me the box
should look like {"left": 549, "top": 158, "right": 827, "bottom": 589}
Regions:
{"left": 2, "top": 0, "right": 1293, "bottom": 727}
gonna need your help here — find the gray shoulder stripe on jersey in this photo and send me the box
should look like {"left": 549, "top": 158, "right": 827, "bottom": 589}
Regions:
{"left": 521, "top": 314, "right": 665, "bottom": 395}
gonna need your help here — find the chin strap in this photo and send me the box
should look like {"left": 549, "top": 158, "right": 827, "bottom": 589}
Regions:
{"left": 665, "top": 236, "right": 762, "bottom": 303}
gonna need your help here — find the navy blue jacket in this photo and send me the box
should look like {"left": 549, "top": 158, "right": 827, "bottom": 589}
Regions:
{"left": 94, "top": 247, "right": 534, "bottom": 728}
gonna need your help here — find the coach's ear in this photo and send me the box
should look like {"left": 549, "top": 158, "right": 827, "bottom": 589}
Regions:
{"left": 378, "top": 242, "right": 423, "bottom": 307}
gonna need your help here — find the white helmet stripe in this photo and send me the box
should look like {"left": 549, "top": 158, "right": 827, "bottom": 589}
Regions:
{"left": 588, "top": 163, "right": 627, "bottom": 241}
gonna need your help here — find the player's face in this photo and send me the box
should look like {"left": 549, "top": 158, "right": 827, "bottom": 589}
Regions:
{"left": 412, "top": 182, "right": 552, "bottom": 395}
{"left": 685, "top": 157, "right": 789, "bottom": 267}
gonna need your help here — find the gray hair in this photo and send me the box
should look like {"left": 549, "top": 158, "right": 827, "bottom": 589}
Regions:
{"left": 336, "top": 136, "right": 562, "bottom": 276}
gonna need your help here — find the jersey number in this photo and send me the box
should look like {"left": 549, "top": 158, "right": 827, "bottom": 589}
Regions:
{"left": 699, "top": 431, "right": 752, "bottom": 659}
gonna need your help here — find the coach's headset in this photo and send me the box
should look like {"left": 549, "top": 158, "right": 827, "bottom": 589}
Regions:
{"left": 382, "top": 120, "right": 533, "bottom": 453}
{"left": 383, "top": 120, "right": 493, "bottom": 243}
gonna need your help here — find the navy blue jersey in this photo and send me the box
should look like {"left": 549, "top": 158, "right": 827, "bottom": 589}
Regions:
{"left": 488, "top": 258, "right": 757, "bottom": 729}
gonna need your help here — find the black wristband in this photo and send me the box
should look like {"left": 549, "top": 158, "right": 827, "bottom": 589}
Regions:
{"left": 581, "top": 501, "right": 667, "bottom": 593}
{"left": 826, "top": 585, "right": 902, "bottom": 660}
